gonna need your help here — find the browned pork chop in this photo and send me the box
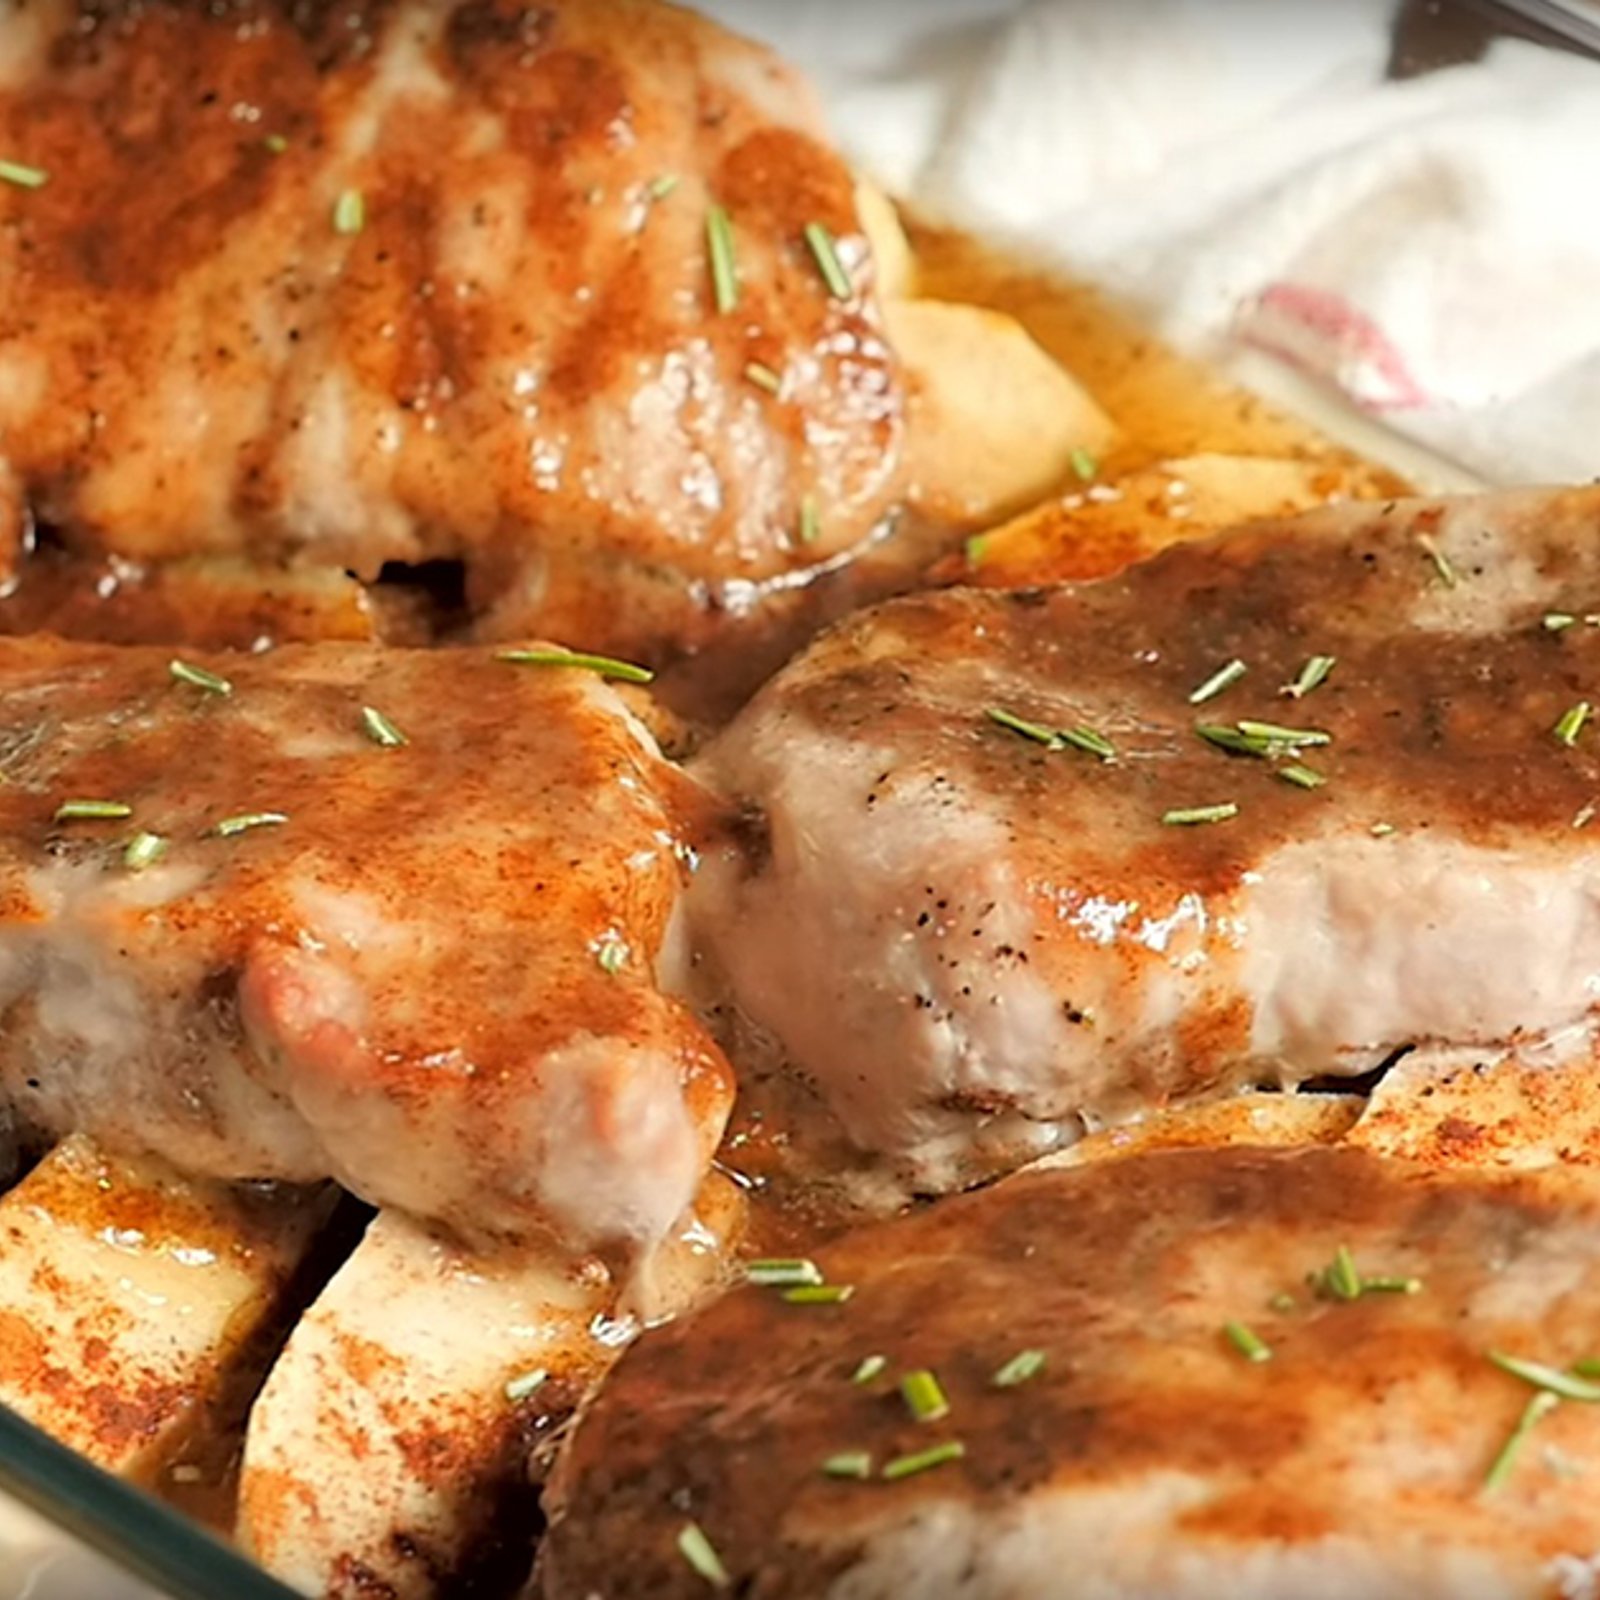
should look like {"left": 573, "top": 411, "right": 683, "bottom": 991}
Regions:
{"left": 690, "top": 485, "right": 1600, "bottom": 1194}
{"left": 0, "top": 636, "right": 730, "bottom": 1262}
{"left": 0, "top": 0, "right": 902, "bottom": 662}
{"left": 541, "top": 1144, "right": 1600, "bottom": 1600}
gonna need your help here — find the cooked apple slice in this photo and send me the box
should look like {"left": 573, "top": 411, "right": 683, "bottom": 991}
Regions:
{"left": 885, "top": 298, "right": 1117, "bottom": 529}
{"left": 239, "top": 1175, "right": 744, "bottom": 1598}
{"left": 855, "top": 181, "right": 916, "bottom": 300}
{"left": 0, "top": 1135, "right": 335, "bottom": 1486}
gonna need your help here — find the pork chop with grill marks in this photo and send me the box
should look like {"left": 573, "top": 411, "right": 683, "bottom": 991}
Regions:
{"left": 0, "top": 0, "right": 903, "bottom": 664}
{"left": 0, "top": 635, "right": 731, "bottom": 1267}
{"left": 689, "top": 485, "right": 1600, "bottom": 1196}
{"left": 540, "top": 1144, "right": 1600, "bottom": 1600}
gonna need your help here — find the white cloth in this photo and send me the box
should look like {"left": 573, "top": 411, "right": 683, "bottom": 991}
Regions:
{"left": 705, "top": 0, "right": 1600, "bottom": 486}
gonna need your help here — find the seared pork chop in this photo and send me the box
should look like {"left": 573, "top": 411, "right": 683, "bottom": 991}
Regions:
{"left": 690, "top": 485, "right": 1600, "bottom": 1194}
{"left": 0, "top": 0, "right": 902, "bottom": 662}
{"left": 542, "top": 1144, "right": 1600, "bottom": 1600}
{"left": 0, "top": 636, "right": 729, "bottom": 1262}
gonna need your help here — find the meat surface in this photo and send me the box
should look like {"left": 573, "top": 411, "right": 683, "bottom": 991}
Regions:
{"left": 689, "top": 485, "right": 1600, "bottom": 1194}
{"left": 541, "top": 1144, "right": 1600, "bottom": 1600}
{"left": 0, "top": 0, "right": 903, "bottom": 663}
{"left": 0, "top": 635, "right": 731, "bottom": 1262}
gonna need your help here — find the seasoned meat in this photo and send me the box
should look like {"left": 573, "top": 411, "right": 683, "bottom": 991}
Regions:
{"left": 0, "top": 0, "right": 903, "bottom": 662}
{"left": 689, "top": 486, "right": 1600, "bottom": 1194}
{"left": 541, "top": 1144, "right": 1600, "bottom": 1600}
{"left": 0, "top": 635, "right": 731, "bottom": 1262}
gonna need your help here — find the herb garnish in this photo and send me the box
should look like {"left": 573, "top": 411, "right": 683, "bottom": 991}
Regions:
{"left": 706, "top": 205, "right": 739, "bottom": 314}
{"left": 803, "top": 222, "right": 852, "bottom": 299}
{"left": 596, "top": 936, "right": 629, "bottom": 976}
{"left": 1555, "top": 701, "right": 1592, "bottom": 748}
{"left": 782, "top": 1284, "right": 854, "bottom": 1305}
{"left": 1070, "top": 448, "right": 1098, "bottom": 482}
{"left": 361, "top": 706, "right": 408, "bottom": 748}
{"left": 1419, "top": 534, "right": 1458, "bottom": 589}
{"left": 496, "top": 648, "right": 655, "bottom": 684}
{"left": 851, "top": 1354, "right": 887, "bottom": 1385}
{"left": 169, "top": 659, "right": 233, "bottom": 696}
{"left": 746, "top": 1259, "right": 824, "bottom": 1289}
{"left": 122, "top": 831, "right": 168, "bottom": 871}
{"left": 1312, "top": 1246, "right": 1422, "bottom": 1301}
{"left": 1545, "top": 613, "right": 1578, "bottom": 632}
{"left": 54, "top": 799, "right": 132, "bottom": 822}
{"left": 882, "top": 1441, "right": 965, "bottom": 1481}
{"left": 992, "top": 1350, "right": 1046, "bottom": 1388}
{"left": 264, "top": 134, "right": 289, "bottom": 155}
{"left": 1189, "top": 659, "right": 1247, "bottom": 706}
{"left": 1283, "top": 655, "right": 1336, "bottom": 698}
{"left": 504, "top": 1369, "right": 548, "bottom": 1403}
{"left": 799, "top": 495, "right": 821, "bottom": 546}
{"left": 1163, "top": 803, "right": 1239, "bottom": 827}
{"left": 211, "top": 811, "right": 288, "bottom": 838}
{"left": 900, "top": 1369, "right": 950, "bottom": 1424}
{"left": 333, "top": 188, "right": 365, "bottom": 236}
{"left": 745, "top": 361, "right": 783, "bottom": 395}
{"left": 1279, "top": 764, "right": 1326, "bottom": 790}
{"left": 1483, "top": 1392, "right": 1559, "bottom": 1494}
{"left": 0, "top": 160, "right": 47, "bottom": 189}
{"left": 1223, "top": 1321, "right": 1271, "bottom": 1363}
{"left": 677, "top": 1522, "right": 731, "bottom": 1590}
{"left": 1488, "top": 1352, "right": 1600, "bottom": 1403}
{"left": 822, "top": 1452, "right": 873, "bottom": 1480}
{"left": 986, "top": 708, "right": 1114, "bottom": 760}
{"left": 648, "top": 174, "right": 681, "bottom": 201}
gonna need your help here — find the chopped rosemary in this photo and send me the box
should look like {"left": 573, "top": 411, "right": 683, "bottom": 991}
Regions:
{"left": 1283, "top": 655, "right": 1336, "bottom": 698}
{"left": 1577, "top": 804, "right": 1598, "bottom": 831}
{"left": 1163, "top": 803, "right": 1239, "bottom": 827}
{"left": 333, "top": 187, "right": 365, "bottom": 236}
{"left": 744, "top": 361, "right": 783, "bottom": 395}
{"left": 595, "top": 936, "right": 629, "bottom": 976}
{"left": 882, "top": 1440, "right": 965, "bottom": 1481}
{"left": 1223, "top": 1321, "right": 1271, "bottom": 1363}
{"left": 799, "top": 494, "right": 821, "bottom": 546}
{"left": 263, "top": 134, "right": 289, "bottom": 155}
{"left": 677, "top": 1522, "right": 731, "bottom": 1590}
{"left": 211, "top": 811, "right": 288, "bottom": 838}
{"left": 1059, "top": 725, "right": 1116, "bottom": 762}
{"left": 1555, "top": 701, "right": 1592, "bottom": 748}
{"left": 0, "top": 160, "right": 48, "bottom": 191}
{"left": 1235, "top": 720, "right": 1331, "bottom": 749}
{"left": 0, "top": 160, "right": 47, "bottom": 190}
{"left": 1196, "top": 723, "right": 1267, "bottom": 757}
{"left": 992, "top": 1349, "right": 1046, "bottom": 1389}
{"left": 1189, "top": 659, "right": 1247, "bottom": 705}
{"left": 361, "top": 706, "right": 408, "bottom": 748}
{"left": 1322, "top": 1246, "right": 1363, "bottom": 1302}
{"left": 1279, "top": 763, "right": 1326, "bottom": 790}
{"left": 169, "top": 659, "right": 233, "bottom": 696}
{"left": 900, "top": 1369, "right": 950, "bottom": 1424}
{"left": 706, "top": 204, "right": 739, "bottom": 314}
{"left": 648, "top": 173, "right": 680, "bottom": 201}
{"left": 1371, "top": 822, "right": 1397, "bottom": 838}
{"left": 1488, "top": 1351, "right": 1600, "bottom": 1403}
{"left": 1483, "top": 1391, "right": 1559, "bottom": 1494}
{"left": 782, "top": 1283, "right": 854, "bottom": 1305}
{"left": 1572, "top": 1358, "right": 1600, "bottom": 1379}
{"left": 964, "top": 533, "right": 990, "bottom": 567}
{"left": 745, "top": 1259, "right": 824, "bottom": 1289}
{"left": 1268, "top": 1292, "right": 1298, "bottom": 1314}
{"left": 822, "top": 1451, "right": 873, "bottom": 1480}
{"left": 55, "top": 799, "right": 132, "bottom": 822}
{"left": 1544, "top": 613, "right": 1578, "bottom": 632}
{"left": 504, "top": 1368, "right": 548, "bottom": 1403}
{"left": 1361, "top": 1275, "right": 1424, "bottom": 1295}
{"left": 850, "top": 1354, "right": 888, "bottom": 1385}
{"left": 1070, "top": 448, "right": 1098, "bottom": 482}
{"left": 803, "top": 221, "right": 852, "bottom": 299}
{"left": 495, "top": 647, "right": 655, "bottom": 684}
{"left": 987, "top": 707, "right": 1060, "bottom": 747}
{"left": 1419, "top": 533, "right": 1458, "bottom": 589}
{"left": 122, "top": 831, "right": 169, "bottom": 871}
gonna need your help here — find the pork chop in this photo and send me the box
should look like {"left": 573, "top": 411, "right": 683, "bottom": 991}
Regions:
{"left": 541, "top": 1144, "right": 1600, "bottom": 1600}
{"left": 689, "top": 485, "right": 1600, "bottom": 1195}
{"left": 0, "top": 0, "right": 903, "bottom": 663}
{"left": 0, "top": 635, "right": 730, "bottom": 1263}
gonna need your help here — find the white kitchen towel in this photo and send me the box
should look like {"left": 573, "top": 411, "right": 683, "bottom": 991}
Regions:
{"left": 707, "top": 0, "right": 1600, "bottom": 486}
